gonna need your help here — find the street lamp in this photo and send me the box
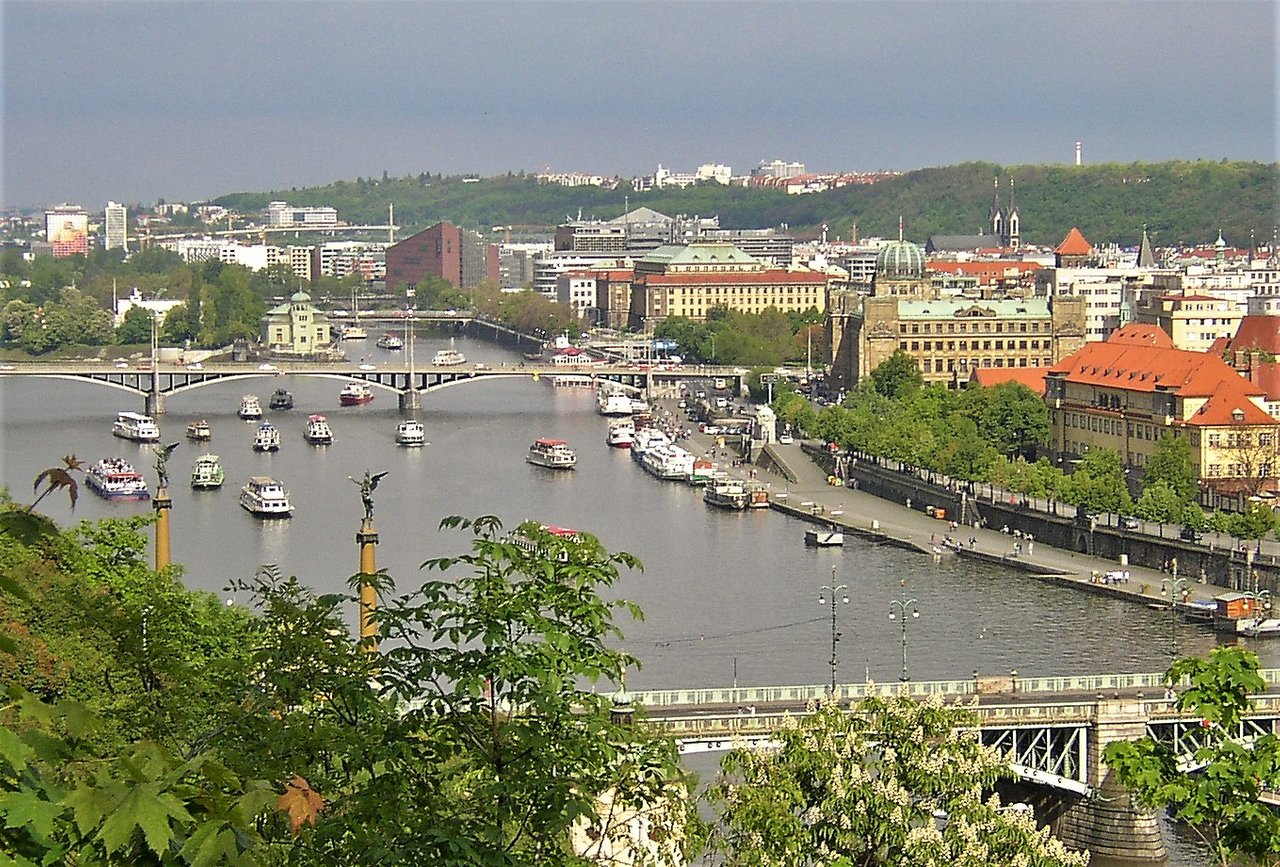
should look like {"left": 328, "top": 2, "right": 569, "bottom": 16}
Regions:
{"left": 1162, "top": 561, "right": 1190, "bottom": 663}
{"left": 818, "top": 566, "right": 849, "bottom": 694}
{"left": 888, "top": 580, "right": 921, "bottom": 682}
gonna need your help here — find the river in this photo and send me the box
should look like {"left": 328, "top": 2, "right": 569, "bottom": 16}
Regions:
{"left": 2, "top": 332, "right": 1255, "bottom": 864}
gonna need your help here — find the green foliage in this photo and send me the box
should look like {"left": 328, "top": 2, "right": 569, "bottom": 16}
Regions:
{"left": 1103, "top": 648, "right": 1280, "bottom": 867}
{"left": 1143, "top": 434, "right": 1198, "bottom": 505}
{"left": 116, "top": 305, "right": 155, "bottom": 345}
{"left": 1060, "top": 449, "right": 1132, "bottom": 516}
{"left": 1133, "top": 480, "right": 1185, "bottom": 527}
{"left": 870, "top": 350, "right": 923, "bottom": 399}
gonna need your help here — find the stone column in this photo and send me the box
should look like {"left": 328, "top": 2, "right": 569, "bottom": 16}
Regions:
{"left": 356, "top": 517, "right": 379, "bottom": 652}
{"left": 153, "top": 487, "right": 172, "bottom": 571}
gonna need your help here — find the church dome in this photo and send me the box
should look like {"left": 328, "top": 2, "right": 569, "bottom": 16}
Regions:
{"left": 875, "top": 238, "right": 926, "bottom": 279}
{"left": 291, "top": 290, "right": 311, "bottom": 303}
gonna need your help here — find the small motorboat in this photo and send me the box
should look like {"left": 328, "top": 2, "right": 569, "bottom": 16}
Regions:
{"left": 396, "top": 420, "right": 426, "bottom": 446}
{"left": 190, "top": 454, "right": 225, "bottom": 490}
{"left": 805, "top": 527, "right": 845, "bottom": 547}
{"left": 186, "top": 420, "right": 212, "bottom": 441}
{"left": 269, "top": 388, "right": 294, "bottom": 410}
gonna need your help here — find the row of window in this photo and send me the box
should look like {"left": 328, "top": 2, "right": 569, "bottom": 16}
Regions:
{"left": 1062, "top": 412, "right": 1166, "bottom": 441}
{"left": 1206, "top": 432, "right": 1275, "bottom": 448}
{"left": 917, "top": 356, "right": 1047, "bottom": 374}
{"left": 900, "top": 320, "right": 1046, "bottom": 335}
{"left": 1205, "top": 463, "right": 1274, "bottom": 478}
{"left": 902, "top": 339, "right": 1045, "bottom": 352}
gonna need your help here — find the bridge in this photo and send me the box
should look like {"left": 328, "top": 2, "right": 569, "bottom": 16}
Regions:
{"left": 622, "top": 669, "right": 1280, "bottom": 861}
{"left": 0, "top": 360, "right": 745, "bottom": 415}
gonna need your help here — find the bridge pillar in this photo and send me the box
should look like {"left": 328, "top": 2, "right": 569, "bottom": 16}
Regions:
{"left": 1050, "top": 698, "right": 1165, "bottom": 861}
{"left": 398, "top": 389, "right": 420, "bottom": 413}
{"left": 146, "top": 390, "right": 165, "bottom": 416}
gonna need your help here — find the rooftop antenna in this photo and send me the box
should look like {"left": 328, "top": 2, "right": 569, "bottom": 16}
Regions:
{"left": 1075, "top": 140, "right": 1082, "bottom": 166}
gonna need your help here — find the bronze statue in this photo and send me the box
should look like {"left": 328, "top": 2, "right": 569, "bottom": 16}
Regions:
{"left": 153, "top": 442, "right": 180, "bottom": 490}
{"left": 350, "top": 470, "right": 388, "bottom": 521}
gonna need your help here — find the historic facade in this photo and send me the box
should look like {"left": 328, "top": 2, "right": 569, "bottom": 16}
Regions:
{"left": 260, "top": 290, "right": 334, "bottom": 357}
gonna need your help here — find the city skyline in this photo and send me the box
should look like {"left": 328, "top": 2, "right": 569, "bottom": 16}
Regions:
{"left": 2, "top": 0, "right": 1276, "bottom": 209}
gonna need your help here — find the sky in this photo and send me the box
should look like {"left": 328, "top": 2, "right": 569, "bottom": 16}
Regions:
{"left": 2, "top": 0, "right": 1276, "bottom": 209}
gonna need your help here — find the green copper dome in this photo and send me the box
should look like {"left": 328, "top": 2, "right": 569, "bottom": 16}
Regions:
{"left": 875, "top": 238, "right": 926, "bottom": 279}
{"left": 291, "top": 290, "right": 311, "bottom": 303}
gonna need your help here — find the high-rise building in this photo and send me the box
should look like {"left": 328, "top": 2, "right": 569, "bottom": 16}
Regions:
{"left": 104, "top": 201, "right": 127, "bottom": 251}
{"left": 385, "top": 222, "right": 500, "bottom": 293}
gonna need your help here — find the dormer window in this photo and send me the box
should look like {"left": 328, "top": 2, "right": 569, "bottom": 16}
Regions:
{"left": 1232, "top": 408, "right": 1245, "bottom": 422}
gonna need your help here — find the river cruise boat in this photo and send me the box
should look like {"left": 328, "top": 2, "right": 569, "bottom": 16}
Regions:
{"left": 86, "top": 457, "right": 151, "bottom": 501}
{"left": 111, "top": 411, "right": 161, "bottom": 443}
{"left": 630, "top": 428, "right": 671, "bottom": 463}
{"left": 239, "top": 476, "right": 293, "bottom": 518}
{"left": 269, "top": 388, "right": 294, "bottom": 410}
{"left": 432, "top": 347, "right": 467, "bottom": 366}
{"left": 526, "top": 438, "right": 577, "bottom": 469}
{"left": 396, "top": 420, "right": 426, "bottom": 446}
{"left": 339, "top": 382, "right": 374, "bottom": 406}
{"left": 641, "top": 444, "right": 695, "bottom": 480}
{"left": 598, "top": 391, "right": 633, "bottom": 417}
{"left": 342, "top": 325, "right": 368, "bottom": 340}
{"left": 303, "top": 414, "right": 334, "bottom": 445}
{"left": 703, "top": 479, "right": 750, "bottom": 510}
{"left": 252, "top": 421, "right": 281, "bottom": 452}
{"left": 606, "top": 419, "right": 635, "bottom": 449}
{"left": 190, "top": 454, "right": 225, "bottom": 490}
{"left": 238, "top": 395, "right": 263, "bottom": 419}
{"left": 185, "top": 419, "right": 212, "bottom": 441}
{"left": 376, "top": 332, "right": 404, "bottom": 350}
{"left": 804, "top": 526, "right": 845, "bottom": 547}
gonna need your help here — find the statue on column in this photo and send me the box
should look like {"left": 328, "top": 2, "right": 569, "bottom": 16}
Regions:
{"left": 350, "top": 470, "right": 388, "bottom": 521}
{"left": 153, "top": 442, "right": 181, "bottom": 490}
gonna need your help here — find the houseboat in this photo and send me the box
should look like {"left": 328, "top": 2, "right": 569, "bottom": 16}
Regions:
{"left": 303, "top": 414, "right": 334, "bottom": 445}
{"left": 252, "top": 421, "right": 281, "bottom": 452}
{"left": 396, "top": 420, "right": 426, "bottom": 446}
{"left": 239, "top": 476, "right": 293, "bottom": 517}
{"left": 703, "top": 479, "right": 750, "bottom": 510}
{"left": 339, "top": 382, "right": 374, "bottom": 406}
{"left": 1211, "top": 592, "right": 1278, "bottom": 636}
{"left": 86, "top": 457, "right": 151, "bottom": 500}
{"left": 185, "top": 420, "right": 212, "bottom": 441}
{"left": 269, "top": 388, "right": 294, "bottom": 410}
{"left": 432, "top": 347, "right": 467, "bottom": 366}
{"left": 111, "top": 411, "right": 161, "bottom": 443}
{"left": 606, "top": 418, "right": 635, "bottom": 449}
{"left": 748, "top": 483, "right": 771, "bottom": 509}
{"left": 526, "top": 438, "right": 577, "bottom": 469}
{"left": 376, "top": 332, "right": 404, "bottom": 350}
{"left": 238, "top": 395, "right": 263, "bottom": 419}
{"left": 597, "top": 391, "right": 633, "bottom": 417}
{"left": 342, "top": 325, "right": 369, "bottom": 340}
{"left": 190, "top": 454, "right": 225, "bottom": 490}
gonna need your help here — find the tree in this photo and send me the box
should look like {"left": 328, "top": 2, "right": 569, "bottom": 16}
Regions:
{"left": 1104, "top": 648, "right": 1280, "bottom": 867}
{"left": 115, "top": 305, "right": 155, "bottom": 345}
{"left": 869, "top": 349, "right": 923, "bottom": 399}
{"left": 973, "top": 381, "right": 1050, "bottom": 459}
{"left": 708, "top": 694, "right": 1087, "bottom": 866}
{"left": 1143, "top": 433, "right": 1198, "bottom": 504}
{"left": 1133, "top": 479, "right": 1185, "bottom": 533}
{"left": 1061, "top": 448, "right": 1132, "bottom": 517}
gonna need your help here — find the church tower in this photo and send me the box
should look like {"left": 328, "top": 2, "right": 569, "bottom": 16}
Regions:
{"left": 989, "top": 178, "right": 1004, "bottom": 241}
{"left": 1004, "top": 178, "right": 1020, "bottom": 250}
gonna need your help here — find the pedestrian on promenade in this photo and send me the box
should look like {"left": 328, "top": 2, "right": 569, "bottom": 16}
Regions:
{"left": 1026, "top": 534, "right": 1034, "bottom": 555}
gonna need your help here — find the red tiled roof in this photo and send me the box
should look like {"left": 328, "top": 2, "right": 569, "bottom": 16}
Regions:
{"left": 971, "top": 367, "right": 1049, "bottom": 395}
{"left": 1050, "top": 338, "right": 1260, "bottom": 399}
{"left": 1184, "top": 382, "right": 1276, "bottom": 426}
{"left": 1254, "top": 362, "right": 1280, "bottom": 401}
{"left": 1228, "top": 315, "right": 1280, "bottom": 354}
{"left": 926, "top": 260, "right": 1043, "bottom": 279}
{"left": 1056, "top": 227, "right": 1092, "bottom": 255}
{"left": 1106, "top": 324, "right": 1174, "bottom": 348}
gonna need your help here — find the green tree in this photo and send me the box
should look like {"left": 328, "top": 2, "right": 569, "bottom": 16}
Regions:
{"left": 1061, "top": 448, "right": 1133, "bottom": 517}
{"left": 1132, "top": 479, "right": 1185, "bottom": 533}
{"left": 1143, "top": 433, "right": 1198, "bottom": 504}
{"left": 972, "top": 381, "right": 1050, "bottom": 459}
{"left": 1104, "top": 648, "right": 1280, "bottom": 867}
{"left": 708, "top": 695, "right": 1087, "bottom": 866}
{"left": 115, "top": 305, "right": 155, "bottom": 345}
{"left": 869, "top": 349, "right": 923, "bottom": 399}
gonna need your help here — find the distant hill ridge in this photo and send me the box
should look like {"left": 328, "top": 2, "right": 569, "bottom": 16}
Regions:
{"left": 212, "top": 160, "right": 1279, "bottom": 248}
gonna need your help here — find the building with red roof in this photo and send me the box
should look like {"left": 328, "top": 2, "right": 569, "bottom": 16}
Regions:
{"left": 1046, "top": 325, "right": 1279, "bottom": 501}
{"left": 971, "top": 367, "right": 1050, "bottom": 395}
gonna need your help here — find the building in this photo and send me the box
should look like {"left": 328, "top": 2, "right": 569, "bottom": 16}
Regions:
{"left": 1133, "top": 292, "right": 1243, "bottom": 353}
{"left": 385, "top": 222, "right": 496, "bottom": 294}
{"left": 264, "top": 201, "right": 338, "bottom": 229}
{"left": 1045, "top": 324, "right": 1279, "bottom": 499}
{"left": 628, "top": 242, "right": 827, "bottom": 330}
{"left": 556, "top": 271, "right": 598, "bottom": 319}
{"left": 45, "top": 205, "right": 88, "bottom": 257}
{"left": 104, "top": 201, "right": 127, "bottom": 251}
{"left": 260, "top": 290, "right": 335, "bottom": 357}
{"left": 498, "top": 242, "right": 551, "bottom": 291}
{"left": 113, "top": 287, "right": 184, "bottom": 327}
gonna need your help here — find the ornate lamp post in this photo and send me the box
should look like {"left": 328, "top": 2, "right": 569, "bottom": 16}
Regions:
{"left": 1162, "top": 560, "right": 1190, "bottom": 663}
{"left": 888, "top": 580, "right": 921, "bottom": 682}
{"left": 818, "top": 566, "right": 849, "bottom": 694}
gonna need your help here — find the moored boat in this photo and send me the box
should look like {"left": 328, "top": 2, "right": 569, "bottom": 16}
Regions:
{"left": 185, "top": 419, "right": 212, "bottom": 441}
{"left": 804, "top": 526, "right": 845, "bottom": 547}
{"left": 269, "top": 388, "right": 294, "bottom": 410}
{"left": 239, "top": 395, "right": 263, "bottom": 419}
{"left": 86, "top": 457, "right": 151, "bottom": 500}
{"left": 396, "top": 420, "right": 426, "bottom": 446}
{"left": 376, "top": 332, "right": 404, "bottom": 350}
{"left": 606, "top": 418, "right": 635, "bottom": 449}
{"left": 303, "top": 414, "right": 334, "bottom": 445}
{"left": 748, "top": 483, "right": 771, "bottom": 509}
{"left": 432, "top": 347, "right": 467, "bottom": 366}
{"left": 704, "top": 478, "right": 749, "bottom": 510}
{"left": 597, "top": 390, "right": 633, "bottom": 417}
{"left": 640, "top": 444, "right": 695, "bottom": 480}
{"left": 252, "top": 421, "right": 281, "bottom": 452}
{"left": 686, "top": 458, "right": 717, "bottom": 486}
{"left": 190, "top": 454, "right": 225, "bottom": 490}
{"left": 239, "top": 476, "right": 293, "bottom": 517}
{"left": 111, "top": 411, "right": 161, "bottom": 443}
{"left": 339, "top": 382, "right": 374, "bottom": 406}
{"left": 526, "top": 437, "right": 577, "bottom": 469}
{"left": 342, "top": 325, "right": 369, "bottom": 340}
{"left": 630, "top": 428, "right": 671, "bottom": 463}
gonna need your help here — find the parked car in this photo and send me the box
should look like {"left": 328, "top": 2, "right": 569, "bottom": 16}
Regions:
{"left": 1119, "top": 515, "right": 1140, "bottom": 530}
{"left": 778, "top": 434, "right": 794, "bottom": 445}
{"left": 1178, "top": 527, "right": 1202, "bottom": 543}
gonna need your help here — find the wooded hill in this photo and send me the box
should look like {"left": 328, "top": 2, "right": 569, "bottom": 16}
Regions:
{"left": 213, "top": 159, "right": 1278, "bottom": 249}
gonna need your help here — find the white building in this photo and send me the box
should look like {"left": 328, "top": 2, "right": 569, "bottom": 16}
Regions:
{"left": 114, "top": 287, "right": 184, "bottom": 326}
{"left": 264, "top": 201, "right": 339, "bottom": 229}
{"left": 533, "top": 251, "right": 631, "bottom": 299}
{"left": 695, "top": 164, "right": 733, "bottom": 184}
{"left": 756, "top": 159, "right": 805, "bottom": 178}
{"left": 556, "top": 270, "right": 598, "bottom": 319}
{"left": 104, "top": 202, "right": 127, "bottom": 251}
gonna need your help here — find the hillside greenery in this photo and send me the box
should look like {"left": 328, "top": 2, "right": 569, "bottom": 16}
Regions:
{"left": 212, "top": 160, "right": 1279, "bottom": 247}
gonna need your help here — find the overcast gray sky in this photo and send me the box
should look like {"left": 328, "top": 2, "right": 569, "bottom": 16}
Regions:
{"left": 2, "top": 0, "right": 1276, "bottom": 209}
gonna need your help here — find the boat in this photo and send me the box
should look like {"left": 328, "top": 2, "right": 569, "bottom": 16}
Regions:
{"left": 185, "top": 419, "right": 212, "bottom": 441}
{"left": 703, "top": 479, "right": 749, "bottom": 510}
{"left": 630, "top": 428, "right": 671, "bottom": 463}
{"left": 342, "top": 325, "right": 368, "bottom": 340}
{"left": 303, "top": 414, "right": 334, "bottom": 445}
{"left": 239, "top": 476, "right": 293, "bottom": 517}
{"left": 630, "top": 398, "right": 650, "bottom": 414}
{"left": 748, "top": 483, "right": 771, "bottom": 509}
{"left": 396, "top": 420, "right": 426, "bottom": 446}
{"left": 598, "top": 390, "right": 634, "bottom": 417}
{"left": 239, "top": 395, "right": 263, "bottom": 419}
{"left": 376, "top": 332, "right": 404, "bottom": 350}
{"left": 1241, "top": 618, "right": 1280, "bottom": 638}
{"left": 190, "top": 454, "right": 225, "bottom": 490}
{"left": 606, "top": 418, "right": 635, "bottom": 449}
{"left": 432, "top": 347, "right": 467, "bottom": 366}
{"left": 686, "top": 458, "right": 717, "bottom": 486}
{"left": 523, "top": 351, "right": 544, "bottom": 361}
{"left": 526, "top": 437, "right": 577, "bottom": 469}
{"left": 269, "top": 388, "right": 294, "bottom": 410}
{"left": 641, "top": 444, "right": 695, "bottom": 480}
{"left": 86, "top": 457, "right": 150, "bottom": 500}
{"left": 804, "top": 526, "right": 845, "bottom": 547}
{"left": 339, "top": 382, "right": 374, "bottom": 406}
{"left": 111, "top": 411, "right": 161, "bottom": 443}
{"left": 252, "top": 421, "right": 281, "bottom": 452}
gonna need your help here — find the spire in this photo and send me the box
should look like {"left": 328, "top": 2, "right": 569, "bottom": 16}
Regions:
{"left": 1270, "top": 227, "right": 1280, "bottom": 268}
{"left": 898, "top": 215, "right": 904, "bottom": 242}
{"left": 1136, "top": 223, "right": 1156, "bottom": 268}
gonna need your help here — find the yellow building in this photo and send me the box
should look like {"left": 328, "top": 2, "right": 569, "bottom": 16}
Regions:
{"left": 260, "top": 290, "right": 334, "bottom": 357}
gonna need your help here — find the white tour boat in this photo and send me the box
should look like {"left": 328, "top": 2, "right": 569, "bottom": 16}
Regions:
{"left": 303, "top": 414, "right": 334, "bottom": 445}
{"left": 252, "top": 421, "right": 281, "bottom": 452}
{"left": 606, "top": 418, "right": 635, "bottom": 449}
{"left": 376, "top": 332, "right": 404, "bottom": 350}
{"left": 629, "top": 428, "right": 671, "bottom": 463}
{"left": 597, "top": 391, "right": 634, "bottom": 417}
{"left": 342, "top": 325, "right": 369, "bottom": 340}
{"left": 239, "top": 476, "right": 293, "bottom": 517}
{"left": 86, "top": 457, "right": 151, "bottom": 500}
{"left": 703, "top": 479, "right": 750, "bottom": 510}
{"left": 526, "top": 438, "right": 577, "bottom": 469}
{"left": 111, "top": 411, "right": 161, "bottom": 443}
{"left": 190, "top": 454, "right": 225, "bottom": 490}
{"left": 396, "top": 420, "right": 426, "bottom": 446}
{"left": 432, "top": 347, "right": 467, "bottom": 366}
{"left": 185, "top": 419, "right": 212, "bottom": 441}
{"left": 641, "top": 444, "right": 695, "bottom": 480}
{"left": 339, "top": 382, "right": 374, "bottom": 406}
{"left": 239, "top": 395, "right": 263, "bottom": 419}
